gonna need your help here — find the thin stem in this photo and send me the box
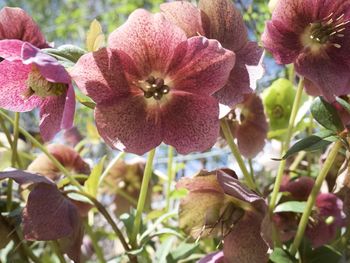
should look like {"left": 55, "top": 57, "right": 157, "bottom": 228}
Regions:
{"left": 269, "top": 78, "right": 305, "bottom": 214}
{"left": 220, "top": 119, "right": 256, "bottom": 190}
{"left": 165, "top": 146, "right": 174, "bottom": 211}
{"left": 131, "top": 148, "right": 156, "bottom": 247}
{"left": 289, "top": 140, "right": 343, "bottom": 256}
{"left": 11, "top": 112, "right": 23, "bottom": 168}
{"left": 0, "top": 115, "right": 13, "bottom": 147}
{"left": 83, "top": 220, "right": 106, "bottom": 263}
{"left": 100, "top": 152, "right": 125, "bottom": 184}
{"left": 51, "top": 241, "right": 66, "bottom": 263}
{"left": 0, "top": 110, "right": 83, "bottom": 191}
{"left": 64, "top": 190, "right": 136, "bottom": 262}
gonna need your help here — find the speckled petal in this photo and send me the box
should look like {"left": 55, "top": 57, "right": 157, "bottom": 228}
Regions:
{"left": 71, "top": 48, "right": 132, "bottom": 104}
{"left": 0, "top": 7, "right": 49, "bottom": 48}
{"left": 108, "top": 9, "right": 187, "bottom": 76}
{"left": 39, "top": 89, "right": 74, "bottom": 141}
{"left": 214, "top": 42, "right": 263, "bottom": 106}
{"left": 95, "top": 95, "right": 162, "bottom": 155}
{"left": 160, "top": 1, "right": 205, "bottom": 37}
{"left": 167, "top": 36, "right": 235, "bottom": 95}
{"left": 162, "top": 92, "right": 219, "bottom": 154}
{"left": 0, "top": 60, "right": 42, "bottom": 111}
{"left": 0, "top": 39, "right": 23, "bottom": 61}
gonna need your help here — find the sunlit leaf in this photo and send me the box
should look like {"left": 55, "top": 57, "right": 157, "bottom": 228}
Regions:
{"left": 84, "top": 156, "right": 106, "bottom": 197}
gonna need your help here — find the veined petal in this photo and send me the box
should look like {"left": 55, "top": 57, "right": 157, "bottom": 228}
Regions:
{"left": 167, "top": 36, "right": 235, "bottom": 95}
{"left": 198, "top": 0, "right": 248, "bottom": 51}
{"left": 0, "top": 7, "right": 49, "bottom": 48}
{"left": 160, "top": 1, "right": 205, "bottom": 37}
{"left": 108, "top": 9, "right": 187, "bottom": 76}
{"left": 71, "top": 48, "right": 131, "bottom": 104}
{"left": 0, "top": 60, "right": 42, "bottom": 111}
{"left": 162, "top": 92, "right": 219, "bottom": 154}
{"left": 95, "top": 95, "right": 162, "bottom": 155}
{"left": 0, "top": 39, "right": 23, "bottom": 61}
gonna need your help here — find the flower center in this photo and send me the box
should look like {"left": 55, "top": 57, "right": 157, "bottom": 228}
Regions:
{"left": 137, "top": 76, "right": 170, "bottom": 100}
{"left": 23, "top": 66, "right": 67, "bottom": 99}
{"left": 308, "top": 13, "right": 350, "bottom": 48}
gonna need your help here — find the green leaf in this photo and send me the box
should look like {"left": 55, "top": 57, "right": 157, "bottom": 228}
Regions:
{"left": 43, "top": 45, "right": 86, "bottom": 65}
{"left": 76, "top": 92, "right": 96, "bottom": 109}
{"left": 270, "top": 248, "right": 296, "bottom": 263}
{"left": 169, "top": 242, "right": 199, "bottom": 262}
{"left": 283, "top": 130, "right": 337, "bottom": 159}
{"left": 84, "top": 156, "right": 106, "bottom": 197}
{"left": 274, "top": 201, "right": 307, "bottom": 213}
{"left": 155, "top": 237, "right": 176, "bottom": 263}
{"left": 311, "top": 97, "right": 344, "bottom": 132}
{"left": 336, "top": 97, "right": 350, "bottom": 114}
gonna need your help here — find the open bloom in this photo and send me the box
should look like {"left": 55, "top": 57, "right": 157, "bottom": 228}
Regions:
{"left": 262, "top": 0, "right": 350, "bottom": 102}
{"left": 160, "top": 0, "right": 263, "bottom": 107}
{"left": 72, "top": 9, "right": 234, "bottom": 155}
{"left": 0, "top": 7, "right": 75, "bottom": 141}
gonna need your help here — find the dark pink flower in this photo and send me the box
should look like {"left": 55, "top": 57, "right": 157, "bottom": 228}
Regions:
{"left": 262, "top": 0, "right": 350, "bottom": 102}
{"left": 160, "top": 0, "right": 263, "bottom": 107}
{"left": 71, "top": 9, "right": 234, "bottom": 155}
{"left": 0, "top": 41, "right": 75, "bottom": 141}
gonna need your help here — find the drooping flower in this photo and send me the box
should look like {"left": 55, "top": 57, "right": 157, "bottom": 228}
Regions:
{"left": 0, "top": 7, "right": 75, "bottom": 141}
{"left": 262, "top": 0, "right": 350, "bottom": 102}
{"left": 160, "top": 0, "right": 264, "bottom": 107}
{"left": 178, "top": 169, "right": 269, "bottom": 263}
{"left": 71, "top": 9, "right": 234, "bottom": 155}
{"left": 220, "top": 93, "right": 268, "bottom": 158}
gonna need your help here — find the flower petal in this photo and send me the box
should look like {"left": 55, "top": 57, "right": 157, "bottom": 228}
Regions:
{"left": 167, "top": 36, "right": 235, "bottom": 96}
{"left": 198, "top": 0, "right": 247, "bottom": 51}
{"left": 160, "top": 1, "right": 205, "bottom": 37}
{"left": 108, "top": 9, "right": 187, "bottom": 76}
{"left": 0, "top": 7, "right": 48, "bottom": 48}
{"left": 95, "top": 95, "right": 162, "bottom": 155}
{"left": 21, "top": 42, "right": 71, "bottom": 84}
{"left": 198, "top": 251, "right": 224, "bottom": 263}
{"left": 0, "top": 60, "right": 42, "bottom": 111}
{"left": 0, "top": 170, "right": 54, "bottom": 186}
{"left": 39, "top": 90, "right": 74, "bottom": 141}
{"left": 0, "top": 39, "right": 23, "bottom": 60}
{"left": 162, "top": 92, "right": 219, "bottom": 154}
{"left": 23, "top": 183, "right": 79, "bottom": 241}
{"left": 214, "top": 42, "right": 263, "bottom": 106}
{"left": 71, "top": 48, "right": 131, "bottom": 104}
{"left": 295, "top": 53, "right": 350, "bottom": 102}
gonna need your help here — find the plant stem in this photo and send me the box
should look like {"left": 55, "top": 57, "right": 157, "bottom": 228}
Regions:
{"left": 289, "top": 140, "right": 343, "bottom": 256}
{"left": 131, "top": 148, "right": 156, "bottom": 247}
{"left": 51, "top": 241, "right": 66, "bottom": 263}
{"left": 165, "top": 146, "right": 174, "bottom": 211}
{"left": 11, "top": 112, "right": 23, "bottom": 168}
{"left": 220, "top": 119, "right": 256, "bottom": 190}
{"left": 100, "top": 152, "right": 125, "bottom": 184}
{"left": 83, "top": 220, "right": 106, "bottom": 263}
{"left": 0, "top": 110, "right": 83, "bottom": 191}
{"left": 269, "top": 77, "right": 305, "bottom": 214}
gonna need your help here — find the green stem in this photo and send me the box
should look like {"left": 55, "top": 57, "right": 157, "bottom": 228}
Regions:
{"left": 289, "top": 140, "right": 343, "bottom": 256}
{"left": 131, "top": 148, "right": 156, "bottom": 247}
{"left": 83, "top": 220, "right": 106, "bottom": 263}
{"left": 100, "top": 152, "right": 125, "bottom": 184}
{"left": 269, "top": 78, "right": 305, "bottom": 214}
{"left": 11, "top": 112, "right": 23, "bottom": 168}
{"left": 0, "top": 110, "right": 83, "bottom": 191}
{"left": 51, "top": 241, "right": 66, "bottom": 263}
{"left": 220, "top": 119, "right": 256, "bottom": 190}
{"left": 0, "top": 115, "right": 13, "bottom": 148}
{"left": 165, "top": 146, "right": 174, "bottom": 211}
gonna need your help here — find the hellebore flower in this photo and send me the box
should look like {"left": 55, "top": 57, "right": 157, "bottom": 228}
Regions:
{"left": 0, "top": 7, "right": 75, "bottom": 141}
{"left": 0, "top": 170, "right": 89, "bottom": 262}
{"left": 71, "top": 9, "right": 234, "bottom": 155}
{"left": 219, "top": 93, "right": 268, "bottom": 158}
{"left": 160, "top": 0, "right": 264, "bottom": 107}
{"left": 262, "top": 0, "right": 350, "bottom": 102}
{"left": 177, "top": 169, "right": 269, "bottom": 263}
{"left": 28, "top": 144, "right": 90, "bottom": 182}
{"left": 273, "top": 176, "right": 346, "bottom": 247}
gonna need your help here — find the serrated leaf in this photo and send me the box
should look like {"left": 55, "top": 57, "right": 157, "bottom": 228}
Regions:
{"left": 86, "top": 19, "right": 105, "bottom": 52}
{"left": 274, "top": 201, "right": 307, "bottom": 213}
{"left": 84, "top": 156, "right": 106, "bottom": 197}
{"left": 270, "top": 248, "right": 296, "bottom": 263}
{"left": 283, "top": 130, "right": 337, "bottom": 159}
{"left": 311, "top": 97, "right": 344, "bottom": 132}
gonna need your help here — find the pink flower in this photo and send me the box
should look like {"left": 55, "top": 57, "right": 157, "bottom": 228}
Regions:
{"left": 262, "top": 0, "right": 350, "bottom": 102}
{"left": 160, "top": 0, "right": 263, "bottom": 107}
{"left": 0, "top": 7, "right": 75, "bottom": 141}
{"left": 71, "top": 9, "right": 235, "bottom": 155}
